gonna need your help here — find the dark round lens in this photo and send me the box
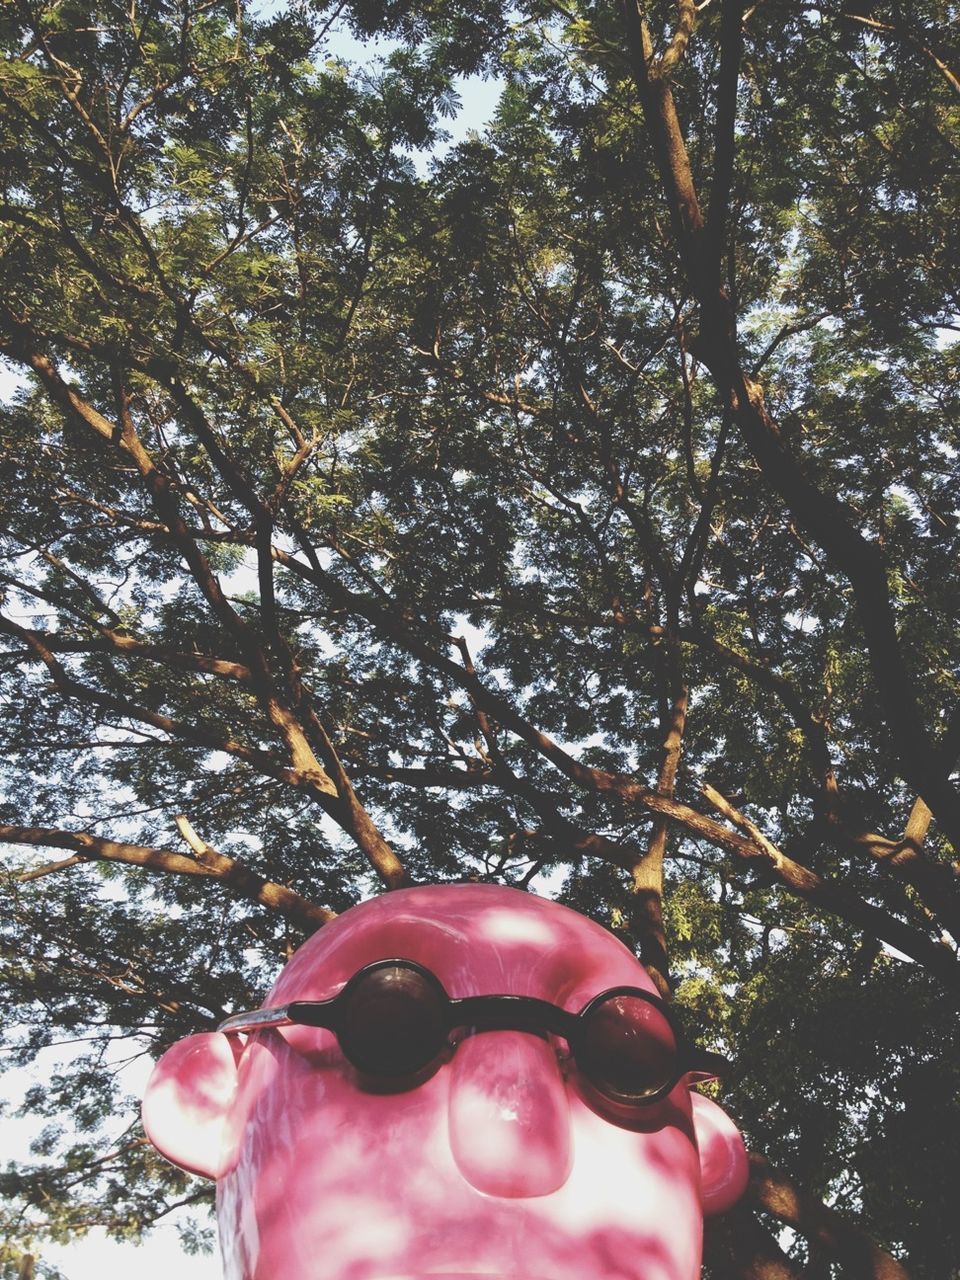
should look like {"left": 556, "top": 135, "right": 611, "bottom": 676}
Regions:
{"left": 577, "top": 992, "right": 679, "bottom": 1103}
{"left": 337, "top": 963, "right": 448, "bottom": 1078}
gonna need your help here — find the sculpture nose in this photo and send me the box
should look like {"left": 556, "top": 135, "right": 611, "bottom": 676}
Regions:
{"left": 448, "top": 1030, "right": 572, "bottom": 1198}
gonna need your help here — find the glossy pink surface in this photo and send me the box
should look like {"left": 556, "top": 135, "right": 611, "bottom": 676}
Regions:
{"left": 143, "top": 884, "right": 748, "bottom": 1279}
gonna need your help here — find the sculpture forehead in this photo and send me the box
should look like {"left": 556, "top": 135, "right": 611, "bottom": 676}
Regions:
{"left": 270, "top": 883, "right": 653, "bottom": 1004}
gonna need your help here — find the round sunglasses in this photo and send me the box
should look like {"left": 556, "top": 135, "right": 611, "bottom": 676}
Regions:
{"left": 218, "top": 957, "right": 730, "bottom": 1106}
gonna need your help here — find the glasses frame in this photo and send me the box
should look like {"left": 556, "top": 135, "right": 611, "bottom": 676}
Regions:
{"left": 217, "top": 957, "right": 730, "bottom": 1106}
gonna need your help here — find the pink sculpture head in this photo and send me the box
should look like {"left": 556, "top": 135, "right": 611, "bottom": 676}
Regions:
{"left": 142, "top": 884, "right": 747, "bottom": 1279}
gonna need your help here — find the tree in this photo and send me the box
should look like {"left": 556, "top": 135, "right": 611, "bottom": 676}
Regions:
{"left": 0, "top": 0, "right": 958, "bottom": 1273}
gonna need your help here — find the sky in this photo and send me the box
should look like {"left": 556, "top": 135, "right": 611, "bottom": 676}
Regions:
{"left": 5, "top": 1054, "right": 221, "bottom": 1279}
{"left": 1, "top": 16, "right": 504, "bottom": 1279}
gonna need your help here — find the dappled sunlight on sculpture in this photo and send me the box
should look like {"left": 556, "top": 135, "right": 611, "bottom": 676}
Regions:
{"left": 142, "top": 884, "right": 748, "bottom": 1278}
{"left": 448, "top": 1030, "right": 572, "bottom": 1196}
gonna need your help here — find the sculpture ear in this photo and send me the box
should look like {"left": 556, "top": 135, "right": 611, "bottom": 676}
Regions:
{"left": 141, "top": 1033, "right": 240, "bottom": 1180}
{"left": 690, "top": 1091, "right": 749, "bottom": 1215}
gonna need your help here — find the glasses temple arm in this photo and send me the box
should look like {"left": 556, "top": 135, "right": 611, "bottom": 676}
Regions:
{"left": 685, "top": 1046, "right": 733, "bottom": 1079}
{"left": 218, "top": 1005, "right": 298, "bottom": 1035}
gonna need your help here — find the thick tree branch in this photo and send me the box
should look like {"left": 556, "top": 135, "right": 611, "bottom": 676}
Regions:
{"left": 4, "top": 824, "right": 335, "bottom": 933}
{"left": 0, "top": 611, "right": 327, "bottom": 794}
{"left": 24, "top": 628, "right": 253, "bottom": 684}
{"left": 176, "top": 528, "right": 960, "bottom": 984}
{"left": 617, "top": 21, "right": 960, "bottom": 855}
{"left": 701, "top": 783, "right": 960, "bottom": 995}
{"left": 686, "top": 626, "right": 960, "bottom": 937}
{"left": 0, "top": 323, "right": 408, "bottom": 888}
{"left": 705, "top": 0, "right": 744, "bottom": 288}
{"left": 632, "top": 605, "right": 687, "bottom": 995}
{"left": 2, "top": 328, "right": 952, "bottom": 974}
{"left": 703, "top": 1204, "right": 803, "bottom": 1278}
{"left": 621, "top": 0, "right": 708, "bottom": 278}
{"left": 746, "top": 1154, "right": 911, "bottom": 1280}
{"left": 125, "top": 376, "right": 410, "bottom": 890}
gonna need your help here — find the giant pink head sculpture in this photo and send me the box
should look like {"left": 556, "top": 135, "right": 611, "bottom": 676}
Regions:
{"left": 142, "top": 884, "right": 748, "bottom": 1279}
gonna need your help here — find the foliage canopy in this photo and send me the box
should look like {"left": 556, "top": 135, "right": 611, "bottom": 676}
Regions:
{"left": 0, "top": 0, "right": 958, "bottom": 1274}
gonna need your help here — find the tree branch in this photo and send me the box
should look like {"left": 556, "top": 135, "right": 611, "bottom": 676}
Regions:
{"left": 705, "top": 0, "right": 744, "bottom": 288}
{"left": 4, "top": 823, "right": 335, "bottom": 933}
{"left": 701, "top": 783, "right": 960, "bottom": 995}
{"left": 0, "top": 322, "right": 408, "bottom": 888}
{"left": 841, "top": 12, "right": 960, "bottom": 98}
{"left": 703, "top": 1204, "right": 803, "bottom": 1278}
{"left": 0, "top": 610, "right": 321, "bottom": 792}
{"left": 25, "top": 628, "right": 253, "bottom": 684}
{"left": 174, "top": 527, "right": 960, "bottom": 984}
{"left": 746, "top": 1153, "right": 911, "bottom": 1280}
{"left": 615, "top": 15, "right": 960, "bottom": 854}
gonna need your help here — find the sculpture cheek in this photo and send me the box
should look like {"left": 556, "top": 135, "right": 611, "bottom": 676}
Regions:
{"left": 448, "top": 1031, "right": 572, "bottom": 1198}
